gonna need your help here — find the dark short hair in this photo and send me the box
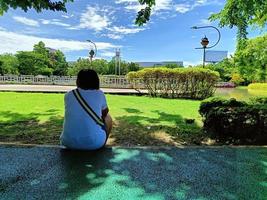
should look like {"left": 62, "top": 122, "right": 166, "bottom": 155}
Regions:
{"left": 76, "top": 69, "right": 100, "bottom": 90}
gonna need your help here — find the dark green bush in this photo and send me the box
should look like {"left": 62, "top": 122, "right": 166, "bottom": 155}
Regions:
{"left": 199, "top": 97, "right": 267, "bottom": 144}
{"left": 127, "top": 67, "right": 219, "bottom": 99}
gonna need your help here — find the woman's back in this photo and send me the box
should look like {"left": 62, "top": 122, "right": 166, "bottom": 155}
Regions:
{"left": 61, "top": 88, "right": 108, "bottom": 150}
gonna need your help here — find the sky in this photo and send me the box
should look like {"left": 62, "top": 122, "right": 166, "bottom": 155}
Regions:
{"left": 0, "top": 0, "right": 265, "bottom": 66}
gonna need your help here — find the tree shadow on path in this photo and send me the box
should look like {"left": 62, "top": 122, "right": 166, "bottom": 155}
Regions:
{"left": 1, "top": 146, "right": 266, "bottom": 200}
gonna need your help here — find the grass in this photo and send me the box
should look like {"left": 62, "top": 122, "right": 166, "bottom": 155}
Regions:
{"left": 248, "top": 83, "right": 267, "bottom": 90}
{"left": 0, "top": 92, "right": 206, "bottom": 146}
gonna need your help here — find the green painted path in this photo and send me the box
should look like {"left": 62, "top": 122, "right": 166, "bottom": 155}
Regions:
{"left": 0, "top": 146, "right": 266, "bottom": 200}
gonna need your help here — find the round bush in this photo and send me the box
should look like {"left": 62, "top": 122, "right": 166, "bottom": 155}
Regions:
{"left": 127, "top": 67, "right": 219, "bottom": 99}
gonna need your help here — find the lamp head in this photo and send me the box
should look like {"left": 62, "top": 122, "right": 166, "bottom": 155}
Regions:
{"left": 89, "top": 49, "right": 95, "bottom": 57}
{"left": 201, "top": 35, "right": 209, "bottom": 48}
{"left": 191, "top": 26, "right": 198, "bottom": 29}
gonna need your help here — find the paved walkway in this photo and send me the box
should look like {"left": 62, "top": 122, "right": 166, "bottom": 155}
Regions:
{"left": 0, "top": 84, "right": 148, "bottom": 94}
{"left": 0, "top": 146, "right": 266, "bottom": 200}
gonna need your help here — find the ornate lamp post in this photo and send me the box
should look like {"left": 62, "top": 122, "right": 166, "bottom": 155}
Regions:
{"left": 86, "top": 40, "right": 97, "bottom": 64}
{"left": 191, "top": 26, "right": 221, "bottom": 68}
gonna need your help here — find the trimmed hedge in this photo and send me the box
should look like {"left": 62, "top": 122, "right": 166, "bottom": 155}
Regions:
{"left": 199, "top": 97, "right": 267, "bottom": 144}
{"left": 248, "top": 83, "right": 267, "bottom": 90}
{"left": 127, "top": 68, "right": 219, "bottom": 99}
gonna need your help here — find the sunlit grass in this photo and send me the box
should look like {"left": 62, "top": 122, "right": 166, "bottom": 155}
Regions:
{"left": 0, "top": 92, "right": 202, "bottom": 145}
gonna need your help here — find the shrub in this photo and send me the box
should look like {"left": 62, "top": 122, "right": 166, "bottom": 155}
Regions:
{"left": 248, "top": 83, "right": 267, "bottom": 90}
{"left": 127, "top": 67, "right": 219, "bottom": 99}
{"left": 230, "top": 73, "right": 244, "bottom": 85}
{"left": 199, "top": 97, "right": 267, "bottom": 144}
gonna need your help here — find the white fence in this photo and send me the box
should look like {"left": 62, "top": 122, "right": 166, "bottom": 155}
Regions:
{"left": 0, "top": 75, "right": 231, "bottom": 89}
{"left": 0, "top": 75, "right": 136, "bottom": 88}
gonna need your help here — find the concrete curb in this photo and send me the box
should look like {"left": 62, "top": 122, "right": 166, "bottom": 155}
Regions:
{"left": 1, "top": 142, "right": 266, "bottom": 149}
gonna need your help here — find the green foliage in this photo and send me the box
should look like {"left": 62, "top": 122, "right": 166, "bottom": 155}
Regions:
{"left": 51, "top": 50, "right": 69, "bottom": 76}
{"left": 0, "top": 41, "right": 69, "bottom": 76}
{"left": 165, "top": 63, "right": 183, "bottom": 69}
{"left": 127, "top": 67, "right": 219, "bottom": 99}
{"left": 135, "top": 0, "right": 155, "bottom": 26}
{"left": 203, "top": 34, "right": 267, "bottom": 84}
{"left": 33, "top": 41, "right": 48, "bottom": 55}
{"left": 16, "top": 51, "right": 52, "bottom": 75}
{"left": 199, "top": 97, "right": 267, "bottom": 143}
{"left": 0, "top": 53, "right": 19, "bottom": 75}
{"left": 0, "top": 0, "right": 73, "bottom": 15}
{"left": 234, "top": 34, "right": 267, "bottom": 82}
{"left": 68, "top": 58, "right": 140, "bottom": 76}
{"left": 248, "top": 83, "right": 267, "bottom": 90}
{"left": 230, "top": 73, "right": 244, "bottom": 85}
{"left": 209, "top": 0, "right": 267, "bottom": 45}
{"left": 68, "top": 58, "right": 107, "bottom": 76}
{"left": 127, "top": 62, "right": 140, "bottom": 72}
{"left": 205, "top": 58, "right": 236, "bottom": 82}
{"left": 249, "top": 97, "right": 267, "bottom": 105}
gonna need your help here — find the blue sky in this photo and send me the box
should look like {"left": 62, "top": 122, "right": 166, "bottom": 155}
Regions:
{"left": 0, "top": 0, "right": 265, "bottom": 66}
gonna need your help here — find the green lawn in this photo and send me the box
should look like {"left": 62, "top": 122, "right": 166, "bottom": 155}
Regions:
{"left": 0, "top": 92, "right": 205, "bottom": 146}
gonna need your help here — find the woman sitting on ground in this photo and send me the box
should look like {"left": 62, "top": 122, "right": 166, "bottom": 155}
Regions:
{"left": 60, "top": 69, "right": 112, "bottom": 150}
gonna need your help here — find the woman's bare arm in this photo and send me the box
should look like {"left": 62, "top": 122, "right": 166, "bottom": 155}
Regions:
{"left": 102, "top": 107, "right": 109, "bottom": 120}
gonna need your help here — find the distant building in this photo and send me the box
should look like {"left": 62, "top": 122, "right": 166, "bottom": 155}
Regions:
{"left": 136, "top": 61, "right": 183, "bottom": 68}
{"left": 205, "top": 51, "right": 228, "bottom": 63}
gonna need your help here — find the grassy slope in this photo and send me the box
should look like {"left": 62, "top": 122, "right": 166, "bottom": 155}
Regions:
{"left": 0, "top": 92, "right": 203, "bottom": 146}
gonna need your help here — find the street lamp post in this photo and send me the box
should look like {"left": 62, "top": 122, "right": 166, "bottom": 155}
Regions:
{"left": 191, "top": 26, "right": 221, "bottom": 68}
{"left": 86, "top": 40, "right": 97, "bottom": 65}
{"left": 201, "top": 36, "right": 209, "bottom": 68}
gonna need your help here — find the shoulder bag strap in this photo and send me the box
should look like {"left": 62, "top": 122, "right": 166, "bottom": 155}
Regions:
{"left": 72, "top": 89, "right": 105, "bottom": 128}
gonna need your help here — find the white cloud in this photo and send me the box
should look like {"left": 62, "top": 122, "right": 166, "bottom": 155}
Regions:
{"left": 119, "top": 0, "right": 173, "bottom": 13}
{"left": 78, "top": 6, "right": 111, "bottom": 31}
{"left": 115, "top": 0, "right": 137, "bottom": 3}
{"left": 61, "top": 14, "right": 74, "bottom": 19}
{"left": 13, "top": 16, "right": 39, "bottom": 27}
{"left": 199, "top": 19, "right": 212, "bottom": 25}
{"left": 107, "top": 26, "right": 145, "bottom": 34}
{"left": 103, "top": 25, "right": 145, "bottom": 39}
{"left": 104, "top": 34, "right": 123, "bottom": 40}
{"left": 101, "top": 51, "right": 115, "bottom": 57}
{"left": 40, "top": 19, "right": 71, "bottom": 27}
{"left": 0, "top": 26, "right": 6, "bottom": 31}
{"left": 175, "top": 4, "right": 191, "bottom": 13}
{"left": 0, "top": 30, "right": 118, "bottom": 54}
{"left": 116, "top": 0, "right": 222, "bottom": 16}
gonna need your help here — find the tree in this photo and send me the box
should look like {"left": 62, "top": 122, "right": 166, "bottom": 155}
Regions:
{"left": 68, "top": 58, "right": 91, "bottom": 76}
{"left": 206, "top": 58, "right": 236, "bottom": 82}
{"left": 50, "top": 50, "right": 69, "bottom": 76}
{"left": 135, "top": 0, "right": 156, "bottom": 26}
{"left": 209, "top": 0, "right": 267, "bottom": 49}
{"left": 91, "top": 59, "right": 109, "bottom": 74}
{"left": 128, "top": 62, "right": 140, "bottom": 72}
{"left": 0, "top": 53, "right": 19, "bottom": 75}
{"left": 165, "top": 63, "right": 183, "bottom": 69}
{"left": 234, "top": 34, "right": 267, "bottom": 82}
{"left": 0, "top": 0, "right": 73, "bottom": 15}
{"left": 16, "top": 51, "right": 52, "bottom": 75}
{"left": 33, "top": 41, "right": 49, "bottom": 55}
{"left": 230, "top": 73, "right": 244, "bottom": 85}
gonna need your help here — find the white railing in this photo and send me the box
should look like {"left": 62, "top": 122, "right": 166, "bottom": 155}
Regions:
{"left": 0, "top": 75, "right": 136, "bottom": 88}
{"left": 0, "top": 75, "right": 231, "bottom": 89}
